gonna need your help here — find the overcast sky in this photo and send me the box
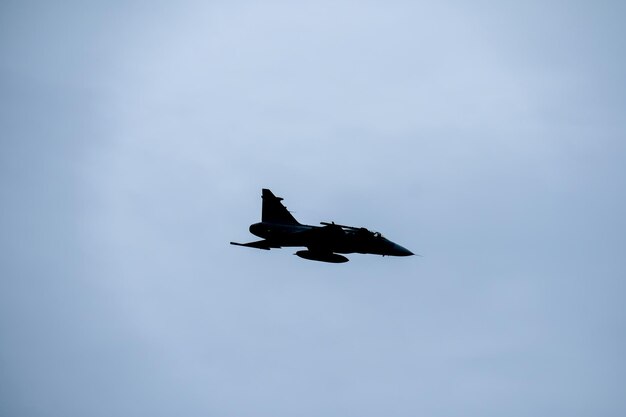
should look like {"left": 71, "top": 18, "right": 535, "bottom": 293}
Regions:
{"left": 1, "top": 1, "right": 625, "bottom": 416}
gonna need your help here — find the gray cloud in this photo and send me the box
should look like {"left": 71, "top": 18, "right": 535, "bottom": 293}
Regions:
{"left": 1, "top": 1, "right": 625, "bottom": 416}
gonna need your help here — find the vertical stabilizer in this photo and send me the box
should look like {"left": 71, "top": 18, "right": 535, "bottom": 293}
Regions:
{"left": 261, "top": 189, "right": 301, "bottom": 225}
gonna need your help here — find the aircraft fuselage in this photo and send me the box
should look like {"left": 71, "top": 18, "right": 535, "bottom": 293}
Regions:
{"left": 249, "top": 221, "right": 413, "bottom": 257}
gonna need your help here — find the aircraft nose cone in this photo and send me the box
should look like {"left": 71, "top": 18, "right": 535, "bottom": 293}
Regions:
{"left": 392, "top": 243, "right": 414, "bottom": 256}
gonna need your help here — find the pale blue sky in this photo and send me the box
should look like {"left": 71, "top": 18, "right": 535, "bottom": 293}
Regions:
{"left": 1, "top": 1, "right": 625, "bottom": 416}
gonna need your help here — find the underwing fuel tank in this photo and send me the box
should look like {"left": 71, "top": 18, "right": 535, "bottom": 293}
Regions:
{"left": 295, "top": 250, "right": 349, "bottom": 263}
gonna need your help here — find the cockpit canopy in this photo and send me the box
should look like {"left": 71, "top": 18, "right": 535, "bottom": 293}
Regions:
{"left": 324, "top": 222, "right": 385, "bottom": 239}
{"left": 358, "top": 227, "right": 383, "bottom": 238}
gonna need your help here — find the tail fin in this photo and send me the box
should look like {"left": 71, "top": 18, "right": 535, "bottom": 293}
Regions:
{"left": 261, "top": 189, "right": 301, "bottom": 225}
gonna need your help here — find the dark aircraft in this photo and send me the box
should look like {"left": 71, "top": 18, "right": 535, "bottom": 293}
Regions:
{"left": 230, "top": 188, "right": 414, "bottom": 263}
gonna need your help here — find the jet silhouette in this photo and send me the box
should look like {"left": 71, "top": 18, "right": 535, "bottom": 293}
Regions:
{"left": 231, "top": 189, "right": 414, "bottom": 263}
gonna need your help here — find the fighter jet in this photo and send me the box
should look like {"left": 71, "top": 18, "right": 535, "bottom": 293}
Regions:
{"left": 230, "top": 188, "right": 414, "bottom": 263}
